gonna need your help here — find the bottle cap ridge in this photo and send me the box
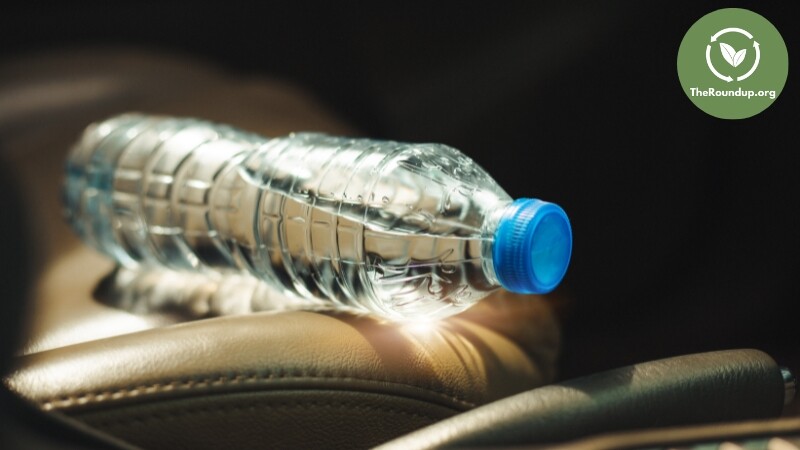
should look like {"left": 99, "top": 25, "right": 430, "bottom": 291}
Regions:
{"left": 492, "top": 198, "right": 572, "bottom": 294}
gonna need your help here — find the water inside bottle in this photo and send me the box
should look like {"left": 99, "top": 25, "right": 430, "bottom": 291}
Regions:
{"left": 214, "top": 133, "right": 512, "bottom": 320}
{"left": 66, "top": 116, "right": 516, "bottom": 320}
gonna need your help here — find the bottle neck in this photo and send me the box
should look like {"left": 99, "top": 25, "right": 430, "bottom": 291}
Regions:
{"left": 480, "top": 201, "right": 514, "bottom": 288}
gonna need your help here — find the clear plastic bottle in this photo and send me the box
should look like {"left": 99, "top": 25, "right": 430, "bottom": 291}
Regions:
{"left": 64, "top": 114, "right": 572, "bottom": 320}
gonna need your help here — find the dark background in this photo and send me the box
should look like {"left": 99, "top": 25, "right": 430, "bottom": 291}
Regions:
{"left": 1, "top": 1, "right": 798, "bottom": 379}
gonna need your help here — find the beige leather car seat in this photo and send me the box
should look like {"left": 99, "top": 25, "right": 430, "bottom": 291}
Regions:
{"left": 0, "top": 48, "right": 560, "bottom": 449}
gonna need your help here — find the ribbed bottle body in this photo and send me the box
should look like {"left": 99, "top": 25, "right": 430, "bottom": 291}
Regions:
{"left": 65, "top": 114, "right": 512, "bottom": 319}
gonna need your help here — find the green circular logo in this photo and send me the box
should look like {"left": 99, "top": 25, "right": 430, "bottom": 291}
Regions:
{"left": 677, "top": 8, "right": 789, "bottom": 119}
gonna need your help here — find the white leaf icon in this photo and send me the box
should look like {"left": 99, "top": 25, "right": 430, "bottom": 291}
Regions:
{"left": 720, "top": 42, "right": 736, "bottom": 66}
{"left": 733, "top": 48, "right": 747, "bottom": 67}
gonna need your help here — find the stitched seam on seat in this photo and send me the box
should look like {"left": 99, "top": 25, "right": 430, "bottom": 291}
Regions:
{"left": 88, "top": 400, "right": 447, "bottom": 429}
{"left": 40, "top": 373, "right": 477, "bottom": 411}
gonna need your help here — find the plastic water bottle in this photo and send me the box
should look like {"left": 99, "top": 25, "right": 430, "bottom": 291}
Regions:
{"left": 64, "top": 114, "right": 572, "bottom": 320}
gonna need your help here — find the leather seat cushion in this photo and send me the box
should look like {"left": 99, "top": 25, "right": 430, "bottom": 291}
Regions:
{"left": 0, "top": 48, "right": 561, "bottom": 449}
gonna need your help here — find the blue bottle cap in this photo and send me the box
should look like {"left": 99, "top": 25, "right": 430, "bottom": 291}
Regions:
{"left": 492, "top": 198, "right": 572, "bottom": 294}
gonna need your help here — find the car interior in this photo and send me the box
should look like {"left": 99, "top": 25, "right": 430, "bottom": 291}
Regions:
{"left": 1, "top": 3, "right": 799, "bottom": 449}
